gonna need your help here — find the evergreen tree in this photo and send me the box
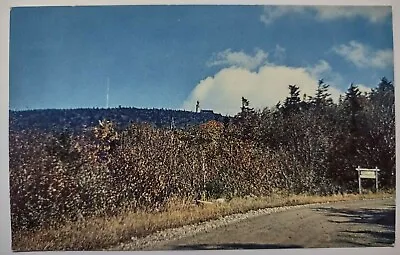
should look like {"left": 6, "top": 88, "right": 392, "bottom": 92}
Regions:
{"left": 370, "top": 77, "right": 394, "bottom": 108}
{"left": 312, "top": 79, "right": 333, "bottom": 107}
{"left": 282, "top": 84, "right": 301, "bottom": 114}
{"left": 344, "top": 83, "right": 362, "bottom": 133}
{"left": 236, "top": 97, "right": 259, "bottom": 142}
{"left": 366, "top": 77, "right": 395, "bottom": 187}
{"left": 241, "top": 97, "right": 250, "bottom": 112}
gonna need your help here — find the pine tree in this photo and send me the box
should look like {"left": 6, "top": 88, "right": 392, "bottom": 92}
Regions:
{"left": 367, "top": 77, "right": 395, "bottom": 187}
{"left": 344, "top": 83, "right": 362, "bottom": 134}
{"left": 236, "top": 97, "right": 259, "bottom": 141}
{"left": 282, "top": 84, "right": 302, "bottom": 114}
{"left": 312, "top": 79, "right": 333, "bottom": 107}
{"left": 241, "top": 97, "right": 250, "bottom": 112}
{"left": 370, "top": 77, "right": 394, "bottom": 108}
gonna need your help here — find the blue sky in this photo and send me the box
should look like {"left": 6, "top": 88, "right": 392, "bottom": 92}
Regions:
{"left": 9, "top": 5, "right": 394, "bottom": 115}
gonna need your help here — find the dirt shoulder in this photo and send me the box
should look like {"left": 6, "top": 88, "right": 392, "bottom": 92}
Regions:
{"left": 113, "top": 198, "right": 395, "bottom": 251}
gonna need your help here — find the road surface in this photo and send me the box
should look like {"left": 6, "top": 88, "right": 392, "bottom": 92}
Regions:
{"left": 145, "top": 198, "right": 395, "bottom": 250}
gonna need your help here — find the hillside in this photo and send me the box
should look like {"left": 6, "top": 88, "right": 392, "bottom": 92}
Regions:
{"left": 9, "top": 107, "right": 226, "bottom": 133}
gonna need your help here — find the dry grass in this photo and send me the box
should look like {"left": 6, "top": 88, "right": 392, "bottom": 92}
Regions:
{"left": 12, "top": 191, "right": 394, "bottom": 251}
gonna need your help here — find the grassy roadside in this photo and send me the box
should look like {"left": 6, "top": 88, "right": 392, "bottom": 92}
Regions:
{"left": 12, "top": 191, "right": 395, "bottom": 251}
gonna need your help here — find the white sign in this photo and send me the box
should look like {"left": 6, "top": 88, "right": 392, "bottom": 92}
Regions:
{"left": 356, "top": 167, "right": 380, "bottom": 194}
{"left": 359, "top": 170, "right": 377, "bottom": 179}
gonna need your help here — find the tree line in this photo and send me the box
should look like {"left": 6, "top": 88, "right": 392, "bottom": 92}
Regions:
{"left": 9, "top": 77, "right": 395, "bottom": 233}
{"left": 9, "top": 106, "right": 224, "bottom": 133}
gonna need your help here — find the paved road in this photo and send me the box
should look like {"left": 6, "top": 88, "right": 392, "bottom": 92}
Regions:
{"left": 147, "top": 198, "right": 396, "bottom": 250}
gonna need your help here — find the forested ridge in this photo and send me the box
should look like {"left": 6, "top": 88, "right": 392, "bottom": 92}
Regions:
{"left": 9, "top": 78, "right": 395, "bottom": 233}
{"left": 9, "top": 106, "right": 224, "bottom": 133}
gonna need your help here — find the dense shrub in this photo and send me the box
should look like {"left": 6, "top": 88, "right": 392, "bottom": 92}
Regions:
{"left": 9, "top": 78, "right": 395, "bottom": 233}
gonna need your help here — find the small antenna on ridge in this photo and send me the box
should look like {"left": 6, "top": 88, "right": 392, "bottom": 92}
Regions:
{"left": 106, "top": 77, "right": 110, "bottom": 108}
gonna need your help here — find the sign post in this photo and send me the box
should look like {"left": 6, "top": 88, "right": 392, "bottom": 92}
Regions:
{"left": 358, "top": 169, "right": 362, "bottom": 194}
{"left": 356, "top": 167, "right": 380, "bottom": 194}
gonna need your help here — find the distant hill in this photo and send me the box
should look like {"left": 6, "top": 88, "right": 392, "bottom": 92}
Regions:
{"left": 9, "top": 107, "right": 227, "bottom": 133}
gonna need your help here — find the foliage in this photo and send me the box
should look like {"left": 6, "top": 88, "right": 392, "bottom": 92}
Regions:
{"left": 9, "top": 77, "right": 395, "bottom": 233}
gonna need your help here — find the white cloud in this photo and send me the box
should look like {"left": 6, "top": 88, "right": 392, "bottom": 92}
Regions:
{"left": 273, "top": 44, "right": 286, "bottom": 62}
{"left": 260, "top": 6, "right": 306, "bottom": 25}
{"left": 306, "top": 59, "right": 332, "bottom": 78}
{"left": 206, "top": 48, "right": 269, "bottom": 71}
{"left": 306, "top": 59, "right": 345, "bottom": 87}
{"left": 332, "top": 41, "right": 393, "bottom": 69}
{"left": 313, "top": 6, "right": 391, "bottom": 23}
{"left": 260, "top": 6, "right": 391, "bottom": 25}
{"left": 182, "top": 63, "right": 343, "bottom": 116}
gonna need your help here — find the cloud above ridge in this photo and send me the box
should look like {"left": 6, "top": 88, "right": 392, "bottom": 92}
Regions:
{"left": 332, "top": 41, "right": 393, "bottom": 69}
{"left": 260, "top": 6, "right": 391, "bottom": 25}
{"left": 206, "top": 48, "right": 270, "bottom": 71}
{"left": 183, "top": 49, "right": 344, "bottom": 116}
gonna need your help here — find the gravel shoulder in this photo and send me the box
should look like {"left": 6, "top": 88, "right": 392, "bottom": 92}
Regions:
{"left": 108, "top": 197, "right": 396, "bottom": 251}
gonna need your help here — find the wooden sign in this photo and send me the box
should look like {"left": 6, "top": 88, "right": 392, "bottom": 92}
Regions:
{"left": 356, "top": 167, "right": 380, "bottom": 194}
{"left": 359, "top": 170, "right": 377, "bottom": 179}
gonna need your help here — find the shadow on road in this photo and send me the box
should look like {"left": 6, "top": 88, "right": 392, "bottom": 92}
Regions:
{"left": 170, "top": 243, "right": 303, "bottom": 250}
{"left": 313, "top": 205, "right": 395, "bottom": 227}
{"left": 312, "top": 204, "right": 395, "bottom": 247}
{"left": 344, "top": 230, "right": 395, "bottom": 244}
